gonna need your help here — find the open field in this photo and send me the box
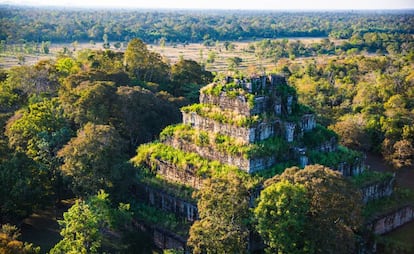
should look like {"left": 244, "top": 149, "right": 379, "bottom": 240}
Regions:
{"left": 0, "top": 37, "right": 328, "bottom": 72}
{"left": 0, "top": 42, "right": 104, "bottom": 68}
{"left": 149, "top": 38, "right": 329, "bottom": 72}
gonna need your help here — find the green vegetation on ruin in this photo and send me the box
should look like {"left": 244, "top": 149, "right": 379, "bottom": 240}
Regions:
{"left": 295, "top": 103, "right": 314, "bottom": 115}
{"left": 181, "top": 103, "right": 260, "bottom": 127}
{"left": 137, "top": 166, "right": 196, "bottom": 202}
{"left": 302, "top": 124, "right": 338, "bottom": 148}
{"left": 351, "top": 170, "right": 394, "bottom": 187}
{"left": 308, "top": 145, "right": 363, "bottom": 169}
{"left": 274, "top": 80, "right": 297, "bottom": 97}
{"left": 201, "top": 76, "right": 299, "bottom": 110}
{"left": 160, "top": 124, "right": 288, "bottom": 159}
{"left": 201, "top": 81, "right": 256, "bottom": 108}
{"left": 133, "top": 203, "right": 191, "bottom": 237}
{"left": 131, "top": 142, "right": 240, "bottom": 177}
{"left": 252, "top": 161, "right": 298, "bottom": 179}
{"left": 363, "top": 188, "right": 414, "bottom": 220}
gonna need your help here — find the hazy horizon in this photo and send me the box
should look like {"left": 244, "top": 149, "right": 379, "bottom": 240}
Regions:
{"left": 1, "top": 0, "right": 414, "bottom": 10}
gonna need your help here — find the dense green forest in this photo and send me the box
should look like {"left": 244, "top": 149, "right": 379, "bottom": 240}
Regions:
{"left": 281, "top": 54, "right": 414, "bottom": 168}
{"left": 1, "top": 6, "right": 414, "bottom": 44}
{"left": 0, "top": 6, "right": 414, "bottom": 253}
{"left": 0, "top": 37, "right": 212, "bottom": 252}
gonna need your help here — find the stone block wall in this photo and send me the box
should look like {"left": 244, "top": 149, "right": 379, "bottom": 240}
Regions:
{"left": 199, "top": 93, "right": 256, "bottom": 116}
{"left": 314, "top": 137, "right": 338, "bottom": 152}
{"left": 134, "top": 221, "right": 188, "bottom": 252}
{"left": 368, "top": 206, "right": 414, "bottom": 235}
{"left": 182, "top": 112, "right": 276, "bottom": 143}
{"left": 183, "top": 112, "right": 251, "bottom": 143}
{"left": 164, "top": 138, "right": 275, "bottom": 173}
{"left": 154, "top": 159, "right": 204, "bottom": 189}
{"left": 360, "top": 176, "right": 395, "bottom": 204}
{"left": 141, "top": 184, "right": 198, "bottom": 221}
{"left": 153, "top": 227, "right": 188, "bottom": 252}
{"left": 164, "top": 137, "right": 248, "bottom": 170}
{"left": 301, "top": 114, "right": 316, "bottom": 132}
{"left": 336, "top": 161, "right": 364, "bottom": 177}
{"left": 253, "top": 96, "right": 269, "bottom": 115}
{"left": 249, "top": 157, "right": 277, "bottom": 173}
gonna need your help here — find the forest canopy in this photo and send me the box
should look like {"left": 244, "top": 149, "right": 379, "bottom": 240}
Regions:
{"left": 0, "top": 6, "right": 413, "bottom": 253}
{"left": 0, "top": 6, "right": 413, "bottom": 44}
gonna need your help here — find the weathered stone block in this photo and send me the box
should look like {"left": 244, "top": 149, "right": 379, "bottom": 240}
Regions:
{"left": 314, "top": 137, "right": 338, "bottom": 152}
{"left": 199, "top": 92, "right": 269, "bottom": 116}
{"left": 155, "top": 159, "right": 203, "bottom": 189}
{"left": 142, "top": 184, "right": 198, "bottom": 221}
{"left": 284, "top": 122, "right": 296, "bottom": 142}
{"left": 336, "top": 161, "right": 364, "bottom": 176}
{"left": 182, "top": 112, "right": 276, "bottom": 144}
{"left": 164, "top": 137, "right": 276, "bottom": 173}
{"left": 368, "top": 206, "right": 414, "bottom": 235}
{"left": 301, "top": 114, "right": 316, "bottom": 131}
{"left": 360, "top": 176, "right": 395, "bottom": 204}
{"left": 153, "top": 227, "right": 188, "bottom": 251}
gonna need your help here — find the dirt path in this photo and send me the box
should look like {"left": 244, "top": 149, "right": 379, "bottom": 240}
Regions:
{"left": 20, "top": 200, "right": 73, "bottom": 253}
{"left": 20, "top": 208, "right": 61, "bottom": 253}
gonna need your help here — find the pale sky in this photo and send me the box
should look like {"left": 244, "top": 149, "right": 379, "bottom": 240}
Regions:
{"left": 1, "top": 0, "right": 414, "bottom": 10}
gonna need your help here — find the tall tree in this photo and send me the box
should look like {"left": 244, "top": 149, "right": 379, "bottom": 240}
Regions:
{"left": 50, "top": 190, "right": 131, "bottom": 254}
{"left": 329, "top": 114, "right": 371, "bottom": 151}
{"left": 124, "top": 38, "right": 149, "bottom": 80}
{"left": 124, "top": 38, "right": 169, "bottom": 83}
{"left": 3, "top": 60, "right": 60, "bottom": 101}
{"left": 55, "top": 57, "right": 80, "bottom": 77}
{"left": 171, "top": 59, "right": 212, "bottom": 86}
{"left": 59, "top": 80, "right": 117, "bottom": 126}
{"left": 187, "top": 171, "right": 252, "bottom": 254}
{"left": 384, "top": 139, "right": 414, "bottom": 169}
{"left": 113, "top": 86, "right": 181, "bottom": 153}
{"left": 5, "top": 98, "right": 72, "bottom": 202}
{"left": 57, "top": 123, "right": 128, "bottom": 197}
{"left": 254, "top": 181, "right": 310, "bottom": 253}
{"left": 169, "top": 59, "right": 213, "bottom": 101}
{"left": 263, "top": 165, "right": 362, "bottom": 254}
{"left": 0, "top": 151, "right": 42, "bottom": 223}
{"left": 5, "top": 98, "right": 71, "bottom": 157}
{"left": 51, "top": 199, "right": 101, "bottom": 253}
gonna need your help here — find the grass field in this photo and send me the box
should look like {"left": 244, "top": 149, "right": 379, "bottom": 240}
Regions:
{"left": 0, "top": 38, "right": 327, "bottom": 72}
{"left": 0, "top": 42, "right": 104, "bottom": 68}
{"left": 150, "top": 41, "right": 271, "bottom": 73}
{"left": 152, "top": 37, "right": 329, "bottom": 73}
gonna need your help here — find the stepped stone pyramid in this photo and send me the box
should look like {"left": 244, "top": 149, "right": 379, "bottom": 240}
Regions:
{"left": 135, "top": 74, "right": 364, "bottom": 189}
{"left": 132, "top": 74, "right": 411, "bottom": 251}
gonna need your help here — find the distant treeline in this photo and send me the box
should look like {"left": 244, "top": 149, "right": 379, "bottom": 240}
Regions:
{"left": 1, "top": 6, "right": 413, "bottom": 44}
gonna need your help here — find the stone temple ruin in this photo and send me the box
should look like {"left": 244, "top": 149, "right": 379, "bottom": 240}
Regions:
{"left": 132, "top": 74, "right": 411, "bottom": 251}
{"left": 141, "top": 74, "right": 363, "bottom": 180}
